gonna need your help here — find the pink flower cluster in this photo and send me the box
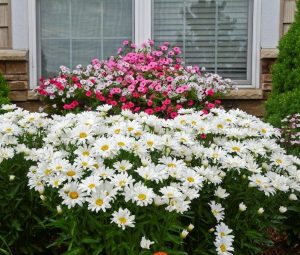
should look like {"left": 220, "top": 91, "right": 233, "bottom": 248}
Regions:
{"left": 36, "top": 40, "right": 233, "bottom": 117}
{"left": 281, "top": 114, "right": 300, "bottom": 146}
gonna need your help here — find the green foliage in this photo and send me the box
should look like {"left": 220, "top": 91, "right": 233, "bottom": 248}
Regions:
{"left": 271, "top": 0, "right": 300, "bottom": 94}
{"left": 265, "top": 87, "right": 300, "bottom": 127}
{"left": 185, "top": 170, "right": 287, "bottom": 255}
{"left": 266, "top": 0, "right": 300, "bottom": 126}
{"left": 0, "top": 73, "right": 10, "bottom": 111}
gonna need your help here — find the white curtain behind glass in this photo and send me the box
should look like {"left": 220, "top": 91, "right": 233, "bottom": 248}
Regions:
{"left": 153, "top": 0, "right": 252, "bottom": 82}
{"left": 40, "top": 0, "right": 133, "bottom": 77}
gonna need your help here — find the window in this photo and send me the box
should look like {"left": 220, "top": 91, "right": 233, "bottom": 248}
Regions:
{"left": 31, "top": 0, "right": 259, "bottom": 87}
{"left": 38, "top": 0, "right": 133, "bottom": 77}
{"left": 153, "top": 0, "right": 253, "bottom": 83}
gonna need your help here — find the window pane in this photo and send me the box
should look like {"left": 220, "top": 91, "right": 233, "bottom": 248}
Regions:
{"left": 71, "top": 0, "right": 102, "bottom": 38}
{"left": 153, "top": 0, "right": 252, "bottom": 82}
{"left": 41, "top": 39, "right": 70, "bottom": 77}
{"left": 103, "top": 0, "right": 133, "bottom": 37}
{"left": 39, "top": 0, "right": 133, "bottom": 77}
{"left": 72, "top": 40, "right": 102, "bottom": 66}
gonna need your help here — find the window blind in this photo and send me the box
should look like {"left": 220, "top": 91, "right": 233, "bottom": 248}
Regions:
{"left": 153, "top": 0, "right": 252, "bottom": 82}
{"left": 39, "top": 0, "right": 133, "bottom": 77}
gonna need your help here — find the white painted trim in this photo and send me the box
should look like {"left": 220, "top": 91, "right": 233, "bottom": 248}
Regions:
{"left": 252, "top": 0, "right": 262, "bottom": 89}
{"left": 28, "top": 0, "right": 37, "bottom": 89}
{"left": 134, "top": 0, "right": 151, "bottom": 46}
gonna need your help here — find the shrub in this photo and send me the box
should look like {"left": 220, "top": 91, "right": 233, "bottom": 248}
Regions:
{"left": 265, "top": 87, "right": 300, "bottom": 127}
{"left": 36, "top": 40, "right": 233, "bottom": 117}
{"left": 2, "top": 105, "right": 299, "bottom": 254}
{"left": 0, "top": 74, "right": 10, "bottom": 112}
{"left": 271, "top": 0, "right": 300, "bottom": 94}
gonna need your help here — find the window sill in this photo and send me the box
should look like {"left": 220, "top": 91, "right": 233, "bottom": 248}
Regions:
{"left": 0, "top": 50, "right": 28, "bottom": 61}
{"left": 223, "top": 89, "right": 263, "bottom": 100}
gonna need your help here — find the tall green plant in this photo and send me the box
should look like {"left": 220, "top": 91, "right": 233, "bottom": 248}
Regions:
{"left": 0, "top": 73, "right": 10, "bottom": 108}
{"left": 266, "top": 0, "right": 300, "bottom": 126}
{"left": 271, "top": 0, "right": 300, "bottom": 94}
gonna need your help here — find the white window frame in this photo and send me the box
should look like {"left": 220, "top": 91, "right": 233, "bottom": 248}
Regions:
{"left": 28, "top": 0, "right": 261, "bottom": 89}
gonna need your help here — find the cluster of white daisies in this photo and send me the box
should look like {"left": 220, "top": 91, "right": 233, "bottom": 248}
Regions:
{"left": 1, "top": 104, "right": 300, "bottom": 255}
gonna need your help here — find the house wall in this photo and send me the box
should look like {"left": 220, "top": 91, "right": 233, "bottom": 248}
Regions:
{"left": 0, "top": 0, "right": 297, "bottom": 115}
{"left": 0, "top": 0, "right": 11, "bottom": 48}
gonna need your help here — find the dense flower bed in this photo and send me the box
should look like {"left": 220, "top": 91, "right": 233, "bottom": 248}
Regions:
{"left": 1, "top": 104, "right": 300, "bottom": 254}
{"left": 36, "top": 41, "right": 233, "bottom": 117}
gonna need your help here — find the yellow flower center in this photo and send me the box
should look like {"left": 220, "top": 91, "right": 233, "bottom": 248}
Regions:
{"left": 134, "top": 131, "right": 142, "bottom": 137}
{"left": 53, "top": 180, "right": 59, "bottom": 187}
{"left": 220, "top": 244, "right": 227, "bottom": 252}
{"left": 83, "top": 151, "right": 90, "bottom": 156}
{"left": 127, "top": 127, "right": 134, "bottom": 131}
{"left": 119, "top": 217, "right": 127, "bottom": 224}
{"left": 55, "top": 165, "right": 62, "bottom": 171}
{"left": 69, "top": 191, "right": 79, "bottom": 199}
{"left": 167, "top": 163, "right": 176, "bottom": 168}
{"left": 79, "top": 132, "right": 87, "bottom": 139}
{"left": 147, "top": 141, "right": 154, "bottom": 147}
{"left": 212, "top": 153, "right": 219, "bottom": 158}
{"left": 44, "top": 169, "right": 52, "bottom": 175}
{"left": 217, "top": 124, "right": 224, "bottom": 129}
{"left": 101, "top": 145, "right": 109, "bottom": 151}
{"left": 187, "top": 177, "right": 195, "bottom": 183}
{"left": 119, "top": 180, "right": 126, "bottom": 187}
{"left": 138, "top": 194, "right": 147, "bottom": 201}
{"left": 220, "top": 232, "right": 225, "bottom": 237}
{"left": 256, "top": 179, "right": 262, "bottom": 184}
{"left": 191, "top": 121, "right": 197, "bottom": 125}
{"left": 95, "top": 199, "right": 104, "bottom": 206}
{"left": 232, "top": 146, "right": 240, "bottom": 152}
{"left": 120, "top": 166, "right": 126, "bottom": 171}
{"left": 93, "top": 163, "right": 99, "bottom": 169}
{"left": 276, "top": 159, "right": 282, "bottom": 164}
{"left": 67, "top": 170, "right": 76, "bottom": 177}
{"left": 261, "top": 128, "right": 267, "bottom": 134}
{"left": 6, "top": 128, "right": 12, "bottom": 133}
{"left": 82, "top": 162, "right": 88, "bottom": 167}
{"left": 114, "top": 129, "right": 121, "bottom": 134}
{"left": 118, "top": 142, "right": 125, "bottom": 147}
{"left": 88, "top": 184, "right": 96, "bottom": 189}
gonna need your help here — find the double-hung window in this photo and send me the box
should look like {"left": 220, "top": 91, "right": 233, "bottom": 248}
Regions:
{"left": 35, "top": 0, "right": 258, "bottom": 86}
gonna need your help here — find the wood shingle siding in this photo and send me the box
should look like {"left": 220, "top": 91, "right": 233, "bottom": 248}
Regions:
{"left": 0, "top": 0, "right": 11, "bottom": 48}
{"left": 282, "top": 0, "right": 296, "bottom": 34}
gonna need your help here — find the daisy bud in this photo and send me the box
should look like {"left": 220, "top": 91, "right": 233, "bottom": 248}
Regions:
{"left": 180, "top": 229, "right": 189, "bottom": 239}
{"left": 242, "top": 174, "right": 246, "bottom": 179}
{"left": 279, "top": 206, "right": 287, "bottom": 213}
{"left": 289, "top": 193, "right": 298, "bottom": 201}
{"left": 219, "top": 171, "right": 226, "bottom": 178}
{"left": 9, "top": 175, "right": 15, "bottom": 181}
{"left": 258, "top": 207, "right": 264, "bottom": 214}
{"left": 262, "top": 163, "right": 268, "bottom": 169}
{"left": 202, "top": 160, "right": 209, "bottom": 167}
{"left": 239, "top": 202, "right": 247, "bottom": 212}
{"left": 57, "top": 205, "right": 63, "bottom": 214}
{"left": 40, "top": 195, "right": 46, "bottom": 201}
{"left": 187, "top": 224, "right": 194, "bottom": 232}
{"left": 209, "top": 228, "right": 215, "bottom": 233}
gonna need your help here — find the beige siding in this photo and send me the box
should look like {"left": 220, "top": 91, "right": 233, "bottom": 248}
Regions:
{"left": 282, "top": 0, "right": 297, "bottom": 34}
{"left": 0, "top": 0, "right": 11, "bottom": 48}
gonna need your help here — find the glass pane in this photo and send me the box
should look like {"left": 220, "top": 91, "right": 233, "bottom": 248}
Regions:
{"left": 71, "top": 0, "right": 102, "bottom": 38}
{"left": 103, "top": 39, "right": 125, "bottom": 59}
{"left": 40, "top": 0, "right": 70, "bottom": 38}
{"left": 103, "top": 0, "right": 133, "bottom": 38}
{"left": 41, "top": 39, "right": 70, "bottom": 77}
{"left": 153, "top": 0, "right": 251, "bottom": 82}
{"left": 40, "top": 0, "right": 133, "bottom": 77}
{"left": 72, "top": 39, "right": 102, "bottom": 66}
